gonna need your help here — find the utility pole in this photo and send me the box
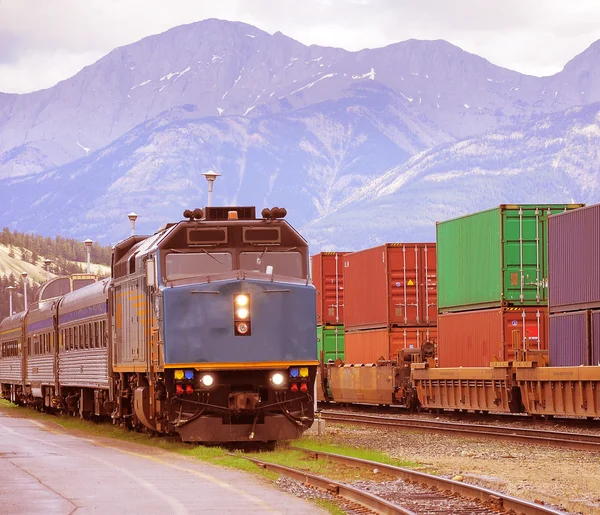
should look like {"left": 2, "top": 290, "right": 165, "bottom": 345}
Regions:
{"left": 21, "top": 272, "right": 28, "bottom": 311}
{"left": 84, "top": 239, "right": 93, "bottom": 274}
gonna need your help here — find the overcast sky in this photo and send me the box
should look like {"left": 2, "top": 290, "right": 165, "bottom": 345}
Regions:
{"left": 2, "top": 0, "right": 600, "bottom": 94}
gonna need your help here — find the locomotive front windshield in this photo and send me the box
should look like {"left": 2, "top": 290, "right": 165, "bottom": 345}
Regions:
{"left": 164, "top": 250, "right": 303, "bottom": 279}
{"left": 239, "top": 251, "right": 302, "bottom": 277}
{"left": 165, "top": 252, "right": 233, "bottom": 279}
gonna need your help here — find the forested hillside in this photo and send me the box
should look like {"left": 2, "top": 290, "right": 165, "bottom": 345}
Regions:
{"left": 0, "top": 228, "right": 112, "bottom": 317}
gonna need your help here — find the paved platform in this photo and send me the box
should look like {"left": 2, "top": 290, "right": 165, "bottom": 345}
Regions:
{"left": 0, "top": 411, "right": 326, "bottom": 514}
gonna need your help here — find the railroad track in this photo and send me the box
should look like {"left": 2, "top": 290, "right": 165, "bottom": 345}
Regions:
{"left": 320, "top": 410, "right": 600, "bottom": 452}
{"left": 236, "top": 447, "right": 566, "bottom": 514}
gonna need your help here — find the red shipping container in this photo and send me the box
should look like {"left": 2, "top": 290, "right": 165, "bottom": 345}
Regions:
{"left": 343, "top": 243, "right": 437, "bottom": 330}
{"left": 311, "top": 252, "right": 348, "bottom": 325}
{"left": 437, "top": 307, "right": 548, "bottom": 368}
{"left": 344, "top": 327, "right": 437, "bottom": 364}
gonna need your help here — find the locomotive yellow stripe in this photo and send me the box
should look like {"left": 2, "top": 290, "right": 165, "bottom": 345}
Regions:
{"left": 113, "top": 365, "right": 156, "bottom": 372}
{"left": 116, "top": 291, "right": 144, "bottom": 300}
{"left": 165, "top": 361, "right": 319, "bottom": 370}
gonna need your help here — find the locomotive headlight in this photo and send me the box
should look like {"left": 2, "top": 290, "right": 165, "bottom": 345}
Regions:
{"left": 174, "top": 369, "right": 184, "bottom": 380}
{"left": 234, "top": 294, "right": 251, "bottom": 336}
{"left": 235, "top": 294, "right": 249, "bottom": 307}
{"left": 236, "top": 307, "right": 250, "bottom": 319}
{"left": 271, "top": 372, "right": 285, "bottom": 386}
{"left": 201, "top": 374, "right": 214, "bottom": 387}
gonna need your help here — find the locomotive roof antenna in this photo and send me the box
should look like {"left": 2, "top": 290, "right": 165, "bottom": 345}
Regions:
{"left": 128, "top": 212, "right": 138, "bottom": 236}
{"left": 84, "top": 239, "right": 93, "bottom": 274}
{"left": 7, "top": 285, "right": 14, "bottom": 315}
{"left": 21, "top": 272, "right": 28, "bottom": 311}
{"left": 44, "top": 258, "right": 52, "bottom": 283}
{"left": 201, "top": 170, "right": 221, "bottom": 207}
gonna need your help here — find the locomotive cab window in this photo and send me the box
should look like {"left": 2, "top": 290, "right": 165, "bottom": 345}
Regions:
{"left": 165, "top": 252, "right": 232, "bottom": 280}
{"left": 239, "top": 251, "right": 303, "bottom": 278}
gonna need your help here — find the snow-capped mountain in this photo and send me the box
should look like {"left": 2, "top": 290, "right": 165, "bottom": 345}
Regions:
{"left": 1, "top": 19, "right": 600, "bottom": 249}
{"left": 303, "top": 102, "right": 600, "bottom": 249}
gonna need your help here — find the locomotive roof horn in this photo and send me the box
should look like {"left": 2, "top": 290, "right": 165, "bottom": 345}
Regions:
{"left": 261, "top": 207, "right": 287, "bottom": 219}
{"left": 183, "top": 208, "right": 204, "bottom": 221}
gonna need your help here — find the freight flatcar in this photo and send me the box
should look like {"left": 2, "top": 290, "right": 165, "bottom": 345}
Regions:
{"left": 0, "top": 205, "right": 318, "bottom": 443}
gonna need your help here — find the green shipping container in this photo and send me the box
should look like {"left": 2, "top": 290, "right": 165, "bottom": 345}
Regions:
{"left": 317, "top": 325, "right": 345, "bottom": 363}
{"left": 437, "top": 204, "right": 583, "bottom": 312}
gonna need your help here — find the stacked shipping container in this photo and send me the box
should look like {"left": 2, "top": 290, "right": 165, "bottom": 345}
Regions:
{"left": 342, "top": 243, "right": 437, "bottom": 363}
{"left": 311, "top": 252, "right": 347, "bottom": 362}
{"left": 548, "top": 204, "right": 600, "bottom": 366}
{"left": 436, "top": 204, "right": 581, "bottom": 367}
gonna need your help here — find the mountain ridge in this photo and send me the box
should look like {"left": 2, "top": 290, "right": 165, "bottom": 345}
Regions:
{"left": 1, "top": 19, "right": 600, "bottom": 249}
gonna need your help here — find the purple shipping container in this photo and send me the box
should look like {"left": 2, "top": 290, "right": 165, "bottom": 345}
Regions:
{"left": 549, "top": 311, "right": 590, "bottom": 366}
{"left": 549, "top": 203, "right": 600, "bottom": 312}
{"left": 592, "top": 310, "right": 600, "bottom": 366}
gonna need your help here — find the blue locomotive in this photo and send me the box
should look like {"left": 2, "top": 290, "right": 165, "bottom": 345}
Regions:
{"left": 0, "top": 205, "right": 318, "bottom": 443}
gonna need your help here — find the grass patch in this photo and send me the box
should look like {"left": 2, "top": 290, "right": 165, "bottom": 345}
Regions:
{"left": 0, "top": 399, "right": 17, "bottom": 409}
{"left": 293, "top": 436, "right": 420, "bottom": 469}
{"left": 239, "top": 445, "right": 398, "bottom": 483}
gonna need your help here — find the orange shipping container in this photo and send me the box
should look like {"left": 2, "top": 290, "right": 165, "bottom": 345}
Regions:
{"left": 345, "top": 327, "right": 438, "bottom": 364}
{"left": 437, "top": 307, "right": 549, "bottom": 368}
{"left": 311, "top": 252, "right": 348, "bottom": 325}
{"left": 343, "top": 243, "right": 437, "bottom": 330}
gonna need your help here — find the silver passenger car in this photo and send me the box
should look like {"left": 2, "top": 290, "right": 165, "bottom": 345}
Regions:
{"left": 0, "top": 311, "right": 26, "bottom": 402}
{"left": 25, "top": 299, "right": 57, "bottom": 402}
{"left": 57, "top": 279, "right": 110, "bottom": 391}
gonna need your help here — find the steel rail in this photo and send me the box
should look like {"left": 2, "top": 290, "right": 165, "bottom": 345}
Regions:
{"left": 234, "top": 454, "right": 416, "bottom": 515}
{"left": 290, "top": 446, "right": 566, "bottom": 515}
{"left": 321, "top": 411, "right": 600, "bottom": 452}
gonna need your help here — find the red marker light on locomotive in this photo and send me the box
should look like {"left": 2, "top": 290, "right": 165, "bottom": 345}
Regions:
{"left": 290, "top": 383, "right": 299, "bottom": 392}
{"left": 300, "top": 383, "right": 308, "bottom": 392}
{"left": 176, "top": 384, "right": 184, "bottom": 396}
{"left": 185, "top": 384, "right": 194, "bottom": 395}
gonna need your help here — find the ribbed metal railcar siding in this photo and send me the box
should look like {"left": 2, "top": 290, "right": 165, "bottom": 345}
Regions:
{"left": 27, "top": 355, "right": 55, "bottom": 385}
{"left": 343, "top": 244, "right": 437, "bottom": 330}
{"left": 58, "top": 348, "right": 109, "bottom": 388}
{"left": 344, "top": 326, "right": 437, "bottom": 364}
{"left": 317, "top": 325, "right": 345, "bottom": 363}
{"left": 549, "top": 311, "right": 590, "bottom": 366}
{"left": 344, "top": 329, "right": 390, "bottom": 364}
{"left": 311, "top": 252, "right": 347, "bottom": 326}
{"left": 437, "top": 307, "right": 548, "bottom": 368}
{"left": 437, "top": 208, "right": 502, "bottom": 311}
{"left": 0, "top": 358, "right": 22, "bottom": 383}
{"left": 549, "top": 204, "right": 600, "bottom": 312}
{"left": 592, "top": 310, "right": 600, "bottom": 366}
